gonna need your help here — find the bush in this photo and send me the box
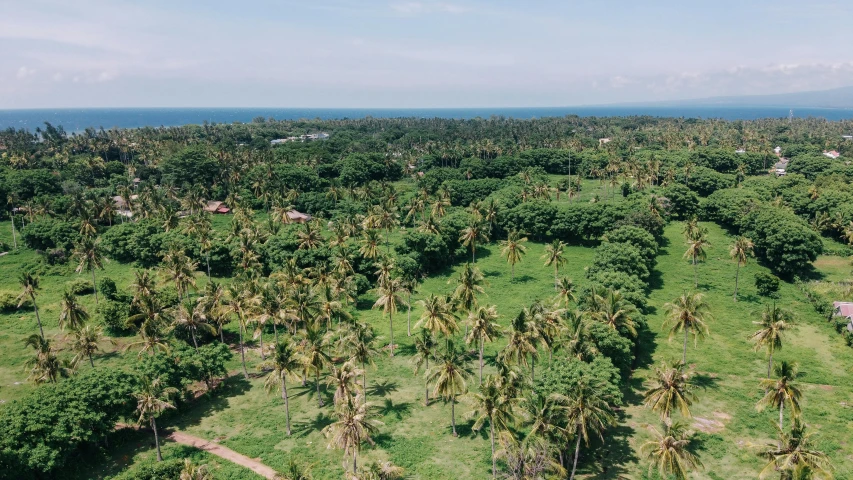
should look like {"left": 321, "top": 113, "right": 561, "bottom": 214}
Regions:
{"left": 45, "top": 248, "right": 68, "bottom": 265}
{"left": 98, "top": 300, "right": 130, "bottom": 332}
{"left": 534, "top": 355, "right": 623, "bottom": 406}
{"left": 0, "top": 292, "right": 28, "bottom": 312}
{"left": 65, "top": 277, "right": 93, "bottom": 296}
{"left": 110, "top": 458, "right": 183, "bottom": 480}
{"left": 660, "top": 183, "right": 699, "bottom": 219}
{"left": 98, "top": 277, "right": 118, "bottom": 301}
{"left": 587, "top": 242, "right": 650, "bottom": 282}
{"left": 755, "top": 272, "right": 780, "bottom": 297}
{"left": 20, "top": 218, "right": 78, "bottom": 251}
{"left": 603, "top": 225, "right": 658, "bottom": 270}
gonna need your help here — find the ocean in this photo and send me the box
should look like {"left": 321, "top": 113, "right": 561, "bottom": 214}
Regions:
{"left": 1, "top": 106, "right": 853, "bottom": 132}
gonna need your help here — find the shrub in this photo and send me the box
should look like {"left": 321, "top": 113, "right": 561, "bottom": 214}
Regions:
{"left": 98, "top": 300, "right": 130, "bottom": 332}
{"left": 534, "top": 355, "right": 623, "bottom": 406}
{"left": 0, "top": 292, "right": 28, "bottom": 312}
{"left": 65, "top": 278, "right": 94, "bottom": 296}
{"left": 98, "top": 277, "right": 118, "bottom": 301}
{"left": 755, "top": 272, "right": 780, "bottom": 297}
{"left": 603, "top": 225, "right": 658, "bottom": 270}
{"left": 20, "top": 218, "right": 78, "bottom": 251}
{"left": 587, "top": 242, "right": 650, "bottom": 282}
{"left": 110, "top": 458, "right": 183, "bottom": 480}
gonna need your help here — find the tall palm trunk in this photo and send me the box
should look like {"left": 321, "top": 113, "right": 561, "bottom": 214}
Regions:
{"left": 91, "top": 268, "right": 99, "bottom": 305}
{"left": 407, "top": 292, "right": 412, "bottom": 336}
{"left": 490, "top": 420, "right": 497, "bottom": 479}
{"left": 767, "top": 350, "right": 773, "bottom": 379}
{"left": 779, "top": 403, "right": 784, "bottom": 448}
{"left": 11, "top": 219, "right": 17, "bottom": 249}
{"left": 693, "top": 255, "right": 698, "bottom": 288}
{"left": 479, "top": 338, "right": 484, "bottom": 385}
{"left": 352, "top": 452, "right": 358, "bottom": 474}
{"left": 152, "top": 416, "right": 163, "bottom": 462}
{"left": 511, "top": 263, "right": 515, "bottom": 282}
{"left": 570, "top": 432, "right": 581, "bottom": 480}
{"left": 683, "top": 326, "right": 688, "bottom": 365}
{"left": 282, "top": 376, "right": 292, "bottom": 435}
{"left": 273, "top": 323, "right": 279, "bottom": 345}
{"left": 733, "top": 261, "right": 741, "bottom": 301}
{"left": 472, "top": 245, "right": 476, "bottom": 264}
{"left": 424, "top": 358, "right": 430, "bottom": 406}
{"left": 316, "top": 369, "right": 323, "bottom": 407}
{"left": 451, "top": 396, "right": 458, "bottom": 436}
{"left": 219, "top": 324, "right": 225, "bottom": 343}
{"left": 258, "top": 328, "right": 265, "bottom": 360}
{"left": 89, "top": 353, "right": 95, "bottom": 368}
{"left": 206, "top": 253, "right": 211, "bottom": 280}
{"left": 388, "top": 311, "right": 394, "bottom": 357}
{"left": 554, "top": 265, "right": 559, "bottom": 290}
{"left": 33, "top": 298, "right": 44, "bottom": 340}
{"left": 239, "top": 323, "right": 248, "bottom": 379}
{"left": 362, "top": 360, "right": 368, "bottom": 395}
{"left": 190, "top": 328, "right": 198, "bottom": 351}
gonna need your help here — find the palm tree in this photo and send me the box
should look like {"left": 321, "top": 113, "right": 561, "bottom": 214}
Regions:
{"left": 451, "top": 263, "right": 486, "bottom": 320}
{"left": 260, "top": 339, "right": 303, "bottom": 435}
{"left": 372, "top": 277, "right": 407, "bottom": 357}
{"left": 730, "top": 236, "right": 754, "bottom": 301}
{"left": 58, "top": 291, "right": 89, "bottom": 331}
{"left": 172, "top": 300, "right": 215, "bottom": 351}
{"left": 133, "top": 376, "right": 178, "bottom": 462}
{"left": 130, "top": 269, "right": 157, "bottom": 306}
{"left": 281, "top": 459, "right": 314, "bottom": 480}
{"left": 69, "top": 323, "right": 113, "bottom": 368}
{"left": 751, "top": 304, "right": 795, "bottom": 378}
{"left": 466, "top": 375, "right": 520, "bottom": 479}
{"left": 566, "top": 376, "right": 617, "bottom": 480}
{"left": 161, "top": 247, "right": 198, "bottom": 301}
{"left": 663, "top": 292, "right": 712, "bottom": 365}
{"left": 356, "top": 460, "right": 405, "bottom": 480}
{"left": 415, "top": 294, "right": 458, "bottom": 349}
{"left": 179, "top": 459, "right": 213, "bottom": 480}
{"left": 224, "top": 285, "right": 261, "bottom": 379}
{"left": 459, "top": 221, "right": 488, "bottom": 263}
{"left": 300, "top": 324, "right": 333, "bottom": 407}
{"left": 426, "top": 342, "right": 472, "bottom": 436}
{"left": 643, "top": 360, "right": 696, "bottom": 422}
{"left": 502, "top": 309, "right": 540, "bottom": 381}
{"left": 757, "top": 419, "right": 832, "bottom": 480}
{"left": 589, "top": 288, "right": 638, "bottom": 338}
{"left": 640, "top": 422, "right": 703, "bottom": 480}
{"left": 542, "top": 239, "right": 567, "bottom": 289}
{"left": 297, "top": 221, "right": 324, "bottom": 250}
{"left": 343, "top": 322, "right": 380, "bottom": 394}
{"left": 466, "top": 305, "right": 502, "bottom": 384}
{"left": 757, "top": 361, "right": 803, "bottom": 434}
{"left": 199, "top": 281, "right": 228, "bottom": 342}
{"left": 73, "top": 236, "right": 105, "bottom": 305}
{"left": 327, "top": 359, "right": 363, "bottom": 407}
{"left": 184, "top": 214, "right": 214, "bottom": 279}
{"left": 412, "top": 329, "right": 438, "bottom": 406}
{"left": 500, "top": 230, "right": 528, "bottom": 281}
{"left": 23, "top": 334, "right": 70, "bottom": 384}
{"left": 359, "top": 229, "right": 382, "bottom": 261}
{"left": 683, "top": 229, "right": 710, "bottom": 289}
{"left": 555, "top": 277, "right": 577, "bottom": 309}
{"left": 18, "top": 271, "right": 44, "bottom": 339}
{"left": 323, "top": 394, "right": 382, "bottom": 474}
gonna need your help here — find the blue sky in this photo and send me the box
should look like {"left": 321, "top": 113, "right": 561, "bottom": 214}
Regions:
{"left": 2, "top": 0, "right": 853, "bottom": 108}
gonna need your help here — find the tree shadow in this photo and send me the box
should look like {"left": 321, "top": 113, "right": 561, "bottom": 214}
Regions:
{"left": 475, "top": 246, "right": 494, "bottom": 261}
{"left": 292, "top": 411, "right": 334, "bottom": 438}
{"left": 584, "top": 420, "right": 638, "bottom": 479}
{"left": 377, "top": 398, "right": 412, "bottom": 420}
{"left": 632, "top": 324, "right": 657, "bottom": 371}
{"left": 482, "top": 269, "right": 503, "bottom": 278}
{"left": 367, "top": 380, "right": 399, "bottom": 397}
{"left": 737, "top": 293, "right": 762, "bottom": 304}
{"left": 693, "top": 372, "right": 720, "bottom": 390}
{"left": 647, "top": 268, "right": 665, "bottom": 291}
{"left": 511, "top": 275, "right": 535, "bottom": 284}
{"left": 169, "top": 374, "right": 253, "bottom": 429}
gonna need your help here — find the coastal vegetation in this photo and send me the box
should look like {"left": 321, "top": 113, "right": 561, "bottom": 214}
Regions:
{"left": 0, "top": 114, "right": 851, "bottom": 479}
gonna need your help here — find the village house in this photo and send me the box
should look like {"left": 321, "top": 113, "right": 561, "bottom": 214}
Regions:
{"left": 286, "top": 210, "right": 312, "bottom": 223}
{"left": 823, "top": 150, "right": 841, "bottom": 159}
{"left": 832, "top": 301, "right": 853, "bottom": 332}
{"left": 204, "top": 201, "right": 231, "bottom": 214}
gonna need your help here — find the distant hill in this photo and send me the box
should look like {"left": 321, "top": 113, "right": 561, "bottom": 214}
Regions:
{"left": 625, "top": 86, "right": 853, "bottom": 109}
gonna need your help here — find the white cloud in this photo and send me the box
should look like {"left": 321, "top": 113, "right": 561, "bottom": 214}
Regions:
{"left": 389, "top": 1, "right": 471, "bottom": 16}
{"left": 16, "top": 66, "right": 35, "bottom": 79}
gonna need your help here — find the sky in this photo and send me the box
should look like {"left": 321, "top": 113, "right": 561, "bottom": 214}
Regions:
{"left": 2, "top": 0, "right": 853, "bottom": 108}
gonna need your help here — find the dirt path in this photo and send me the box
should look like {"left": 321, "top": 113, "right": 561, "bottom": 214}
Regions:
{"left": 167, "top": 431, "right": 279, "bottom": 479}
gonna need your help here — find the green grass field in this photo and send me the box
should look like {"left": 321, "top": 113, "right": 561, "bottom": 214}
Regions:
{"left": 1, "top": 212, "right": 851, "bottom": 479}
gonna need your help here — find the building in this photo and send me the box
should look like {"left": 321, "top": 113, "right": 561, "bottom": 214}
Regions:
{"left": 112, "top": 195, "right": 137, "bottom": 217}
{"left": 204, "top": 201, "right": 231, "bottom": 214}
{"left": 842, "top": 135, "right": 853, "bottom": 140}
{"left": 823, "top": 150, "right": 841, "bottom": 159}
{"left": 773, "top": 158, "right": 788, "bottom": 176}
{"left": 735, "top": 148, "right": 746, "bottom": 154}
{"left": 286, "top": 210, "right": 312, "bottom": 223}
{"left": 832, "top": 301, "right": 853, "bottom": 332}
{"left": 774, "top": 146, "right": 782, "bottom": 155}
{"left": 599, "top": 138, "right": 611, "bottom": 145}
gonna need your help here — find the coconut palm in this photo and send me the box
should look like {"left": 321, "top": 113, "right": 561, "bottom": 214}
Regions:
{"left": 133, "top": 376, "right": 178, "bottom": 462}
{"left": 730, "top": 236, "right": 754, "bottom": 301}
{"left": 415, "top": 294, "right": 458, "bottom": 349}
{"left": 73, "top": 236, "right": 105, "bottom": 305}
{"left": 413, "top": 329, "right": 438, "bottom": 406}
{"left": 184, "top": 214, "right": 214, "bottom": 279}
{"left": 498, "top": 432, "right": 565, "bottom": 480}
{"left": 640, "top": 422, "right": 703, "bottom": 480}
{"left": 683, "top": 229, "right": 710, "bottom": 289}
{"left": 372, "top": 277, "right": 408, "bottom": 357}
{"left": 542, "top": 239, "right": 567, "bottom": 289}
{"left": 343, "top": 322, "right": 380, "bottom": 394}
{"left": 451, "top": 262, "right": 486, "bottom": 319}
{"left": 751, "top": 304, "right": 795, "bottom": 378}
{"left": 663, "top": 292, "right": 712, "bottom": 365}
{"left": 502, "top": 309, "right": 541, "bottom": 381}
{"left": 426, "top": 342, "right": 472, "bottom": 436}
{"left": 643, "top": 360, "right": 696, "bottom": 421}
{"left": 260, "top": 339, "right": 303, "bottom": 435}
{"left": 179, "top": 459, "right": 213, "bottom": 480}
{"left": 466, "top": 375, "right": 520, "bottom": 479}
{"left": 297, "top": 221, "right": 324, "bottom": 250}
{"left": 459, "top": 221, "right": 488, "bottom": 263}
{"left": 299, "top": 324, "right": 333, "bottom": 407}
{"left": 281, "top": 459, "right": 314, "bottom": 480}
{"left": 588, "top": 288, "right": 639, "bottom": 338}
{"left": 223, "top": 285, "right": 261, "bottom": 379}
{"left": 69, "top": 323, "right": 113, "bottom": 368}
{"left": 323, "top": 394, "right": 382, "bottom": 474}
{"left": 359, "top": 229, "right": 382, "bottom": 261}
{"left": 199, "top": 281, "right": 229, "bottom": 342}
{"left": 328, "top": 359, "right": 363, "bottom": 407}
{"left": 466, "top": 305, "right": 502, "bottom": 384}
{"left": 18, "top": 271, "right": 45, "bottom": 339}
{"left": 500, "top": 230, "right": 528, "bottom": 281}
{"left": 172, "top": 300, "right": 216, "bottom": 351}
{"left": 555, "top": 277, "right": 577, "bottom": 310}
{"left": 566, "top": 376, "right": 617, "bottom": 480}
{"left": 524, "top": 391, "right": 569, "bottom": 459}
{"left": 130, "top": 269, "right": 157, "bottom": 306}
{"left": 757, "top": 361, "right": 803, "bottom": 434}
{"left": 757, "top": 419, "right": 832, "bottom": 480}
{"left": 355, "top": 461, "right": 405, "bottom": 480}
{"left": 160, "top": 247, "right": 198, "bottom": 301}
{"left": 23, "top": 334, "right": 70, "bottom": 384}
{"left": 58, "top": 291, "right": 89, "bottom": 331}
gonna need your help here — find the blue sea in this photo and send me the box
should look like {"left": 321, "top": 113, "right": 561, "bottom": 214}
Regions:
{"left": 2, "top": 106, "right": 853, "bottom": 132}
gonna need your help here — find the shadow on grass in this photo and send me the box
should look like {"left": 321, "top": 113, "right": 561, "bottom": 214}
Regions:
{"left": 510, "top": 275, "right": 536, "bottom": 284}
{"left": 170, "top": 375, "right": 253, "bottom": 429}
{"left": 693, "top": 372, "right": 720, "bottom": 390}
{"left": 292, "top": 411, "right": 334, "bottom": 438}
{"left": 584, "top": 420, "right": 638, "bottom": 479}
{"left": 367, "top": 379, "right": 399, "bottom": 397}
{"left": 378, "top": 398, "right": 412, "bottom": 420}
